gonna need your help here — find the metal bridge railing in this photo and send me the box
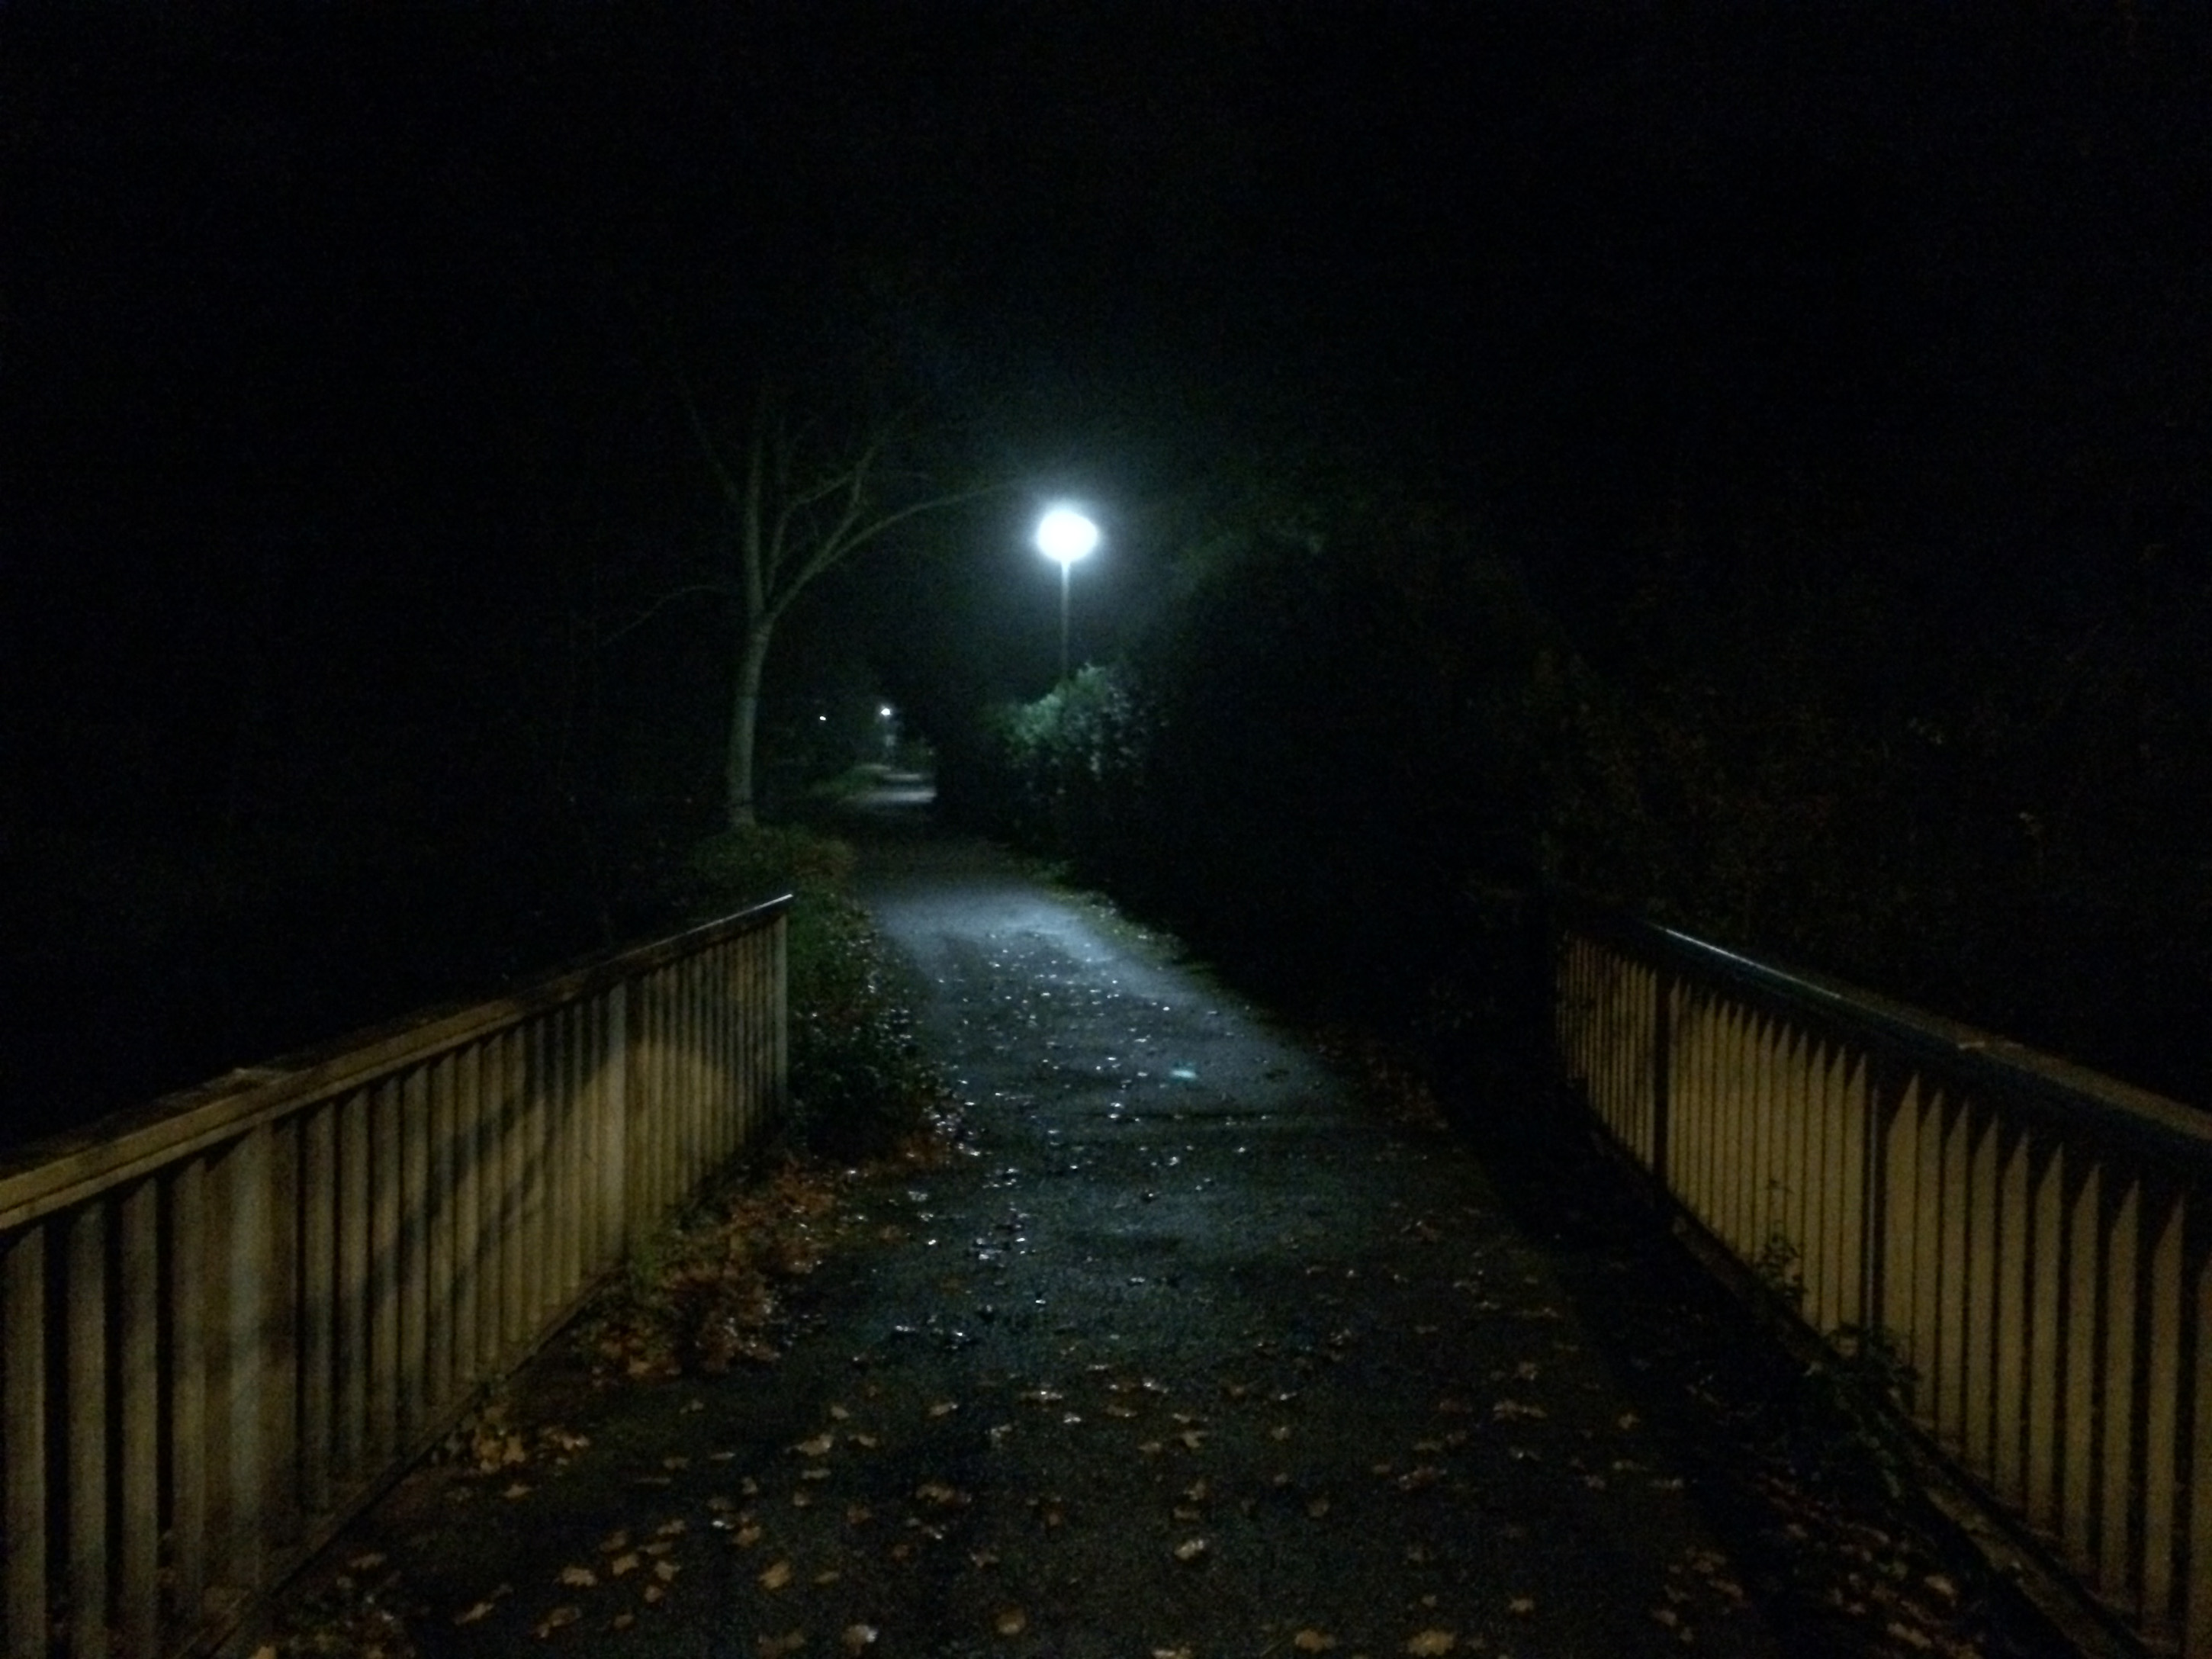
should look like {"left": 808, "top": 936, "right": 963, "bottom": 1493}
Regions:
{"left": 0, "top": 898, "right": 789, "bottom": 1659}
{"left": 1555, "top": 904, "right": 2212, "bottom": 1654}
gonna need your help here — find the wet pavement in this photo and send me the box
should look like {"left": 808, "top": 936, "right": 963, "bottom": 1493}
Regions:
{"left": 281, "top": 809, "right": 1791, "bottom": 1657}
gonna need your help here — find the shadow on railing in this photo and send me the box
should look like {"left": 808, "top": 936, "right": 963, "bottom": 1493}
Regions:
{"left": 1554, "top": 901, "right": 2210, "bottom": 1657}
{"left": 0, "top": 898, "right": 789, "bottom": 1658}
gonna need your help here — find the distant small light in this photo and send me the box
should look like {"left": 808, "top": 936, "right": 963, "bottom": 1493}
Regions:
{"left": 818, "top": 713, "right": 828, "bottom": 722}
{"left": 879, "top": 705, "right": 894, "bottom": 719}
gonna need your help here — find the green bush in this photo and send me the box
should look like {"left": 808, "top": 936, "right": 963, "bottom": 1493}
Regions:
{"left": 666, "top": 825, "right": 945, "bottom": 1161}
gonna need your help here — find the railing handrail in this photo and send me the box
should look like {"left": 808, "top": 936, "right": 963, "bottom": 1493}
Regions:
{"left": 0, "top": 895, "right": 793, "bottom": 1232}
{"left": 1555, "top": 894, "right": 2212, "bottom": 1165}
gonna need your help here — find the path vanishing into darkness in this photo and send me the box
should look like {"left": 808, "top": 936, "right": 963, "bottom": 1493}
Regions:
{"left": 271, "top": 785, "right": 2051, "bottom": 1658}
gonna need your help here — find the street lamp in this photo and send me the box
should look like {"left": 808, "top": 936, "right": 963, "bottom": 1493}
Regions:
{"left": 1034, "top": 506, "right": 1099, "bottom": 684}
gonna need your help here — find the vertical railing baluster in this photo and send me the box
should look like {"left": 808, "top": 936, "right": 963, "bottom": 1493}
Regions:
{"left": 2100, "top": 1179, "right": 2143, "bottom": 1602}
{"left": 2026, "top": 1139, "right": 2066, "bottom": 1532}
{"left": 61, "top": 1211, "right": 101, "bottom": 1652}
{"left": 1993, "top": 1120, "right": 2033, "bottom": 1507}
{"left": 506, "top": 1024, "right": 529, "bottom": 1354}
{"left": 1909, "top": 1084, "right": 1945, "bottom": 1430}
{"left": 608, "top": 983, "right": 632, "bottom": 1266}
{"left": 335, "top": 1089, "right": 368, "bottom": 1484}
{"left": 263, "top": 1119, "right": 300, "bottom": 1551}
{"left": 427, "top": 1053, "right": 455, "bottom": 1416}
{"left": 215, "top": 1128, "right": 270, "bottom": 1593}
{"left": 2184, "top": 1230, "right": 2212, "bottom": 1655}
{"left": 587, "top": 996, "right": 612, "bottom": 1276}
{"left": 454, "top": 1043, "right": 484, "bottom": 1391}
{"left": 2063, "top": 1160, "right": 2103, "bottom": 1567}
{"left": 118, "top": 1178, "right": 161, "bottom": 1656}
{"left": 1965, "top": 1103, "right": 2001, "bottom": 1475}
{"left": 368, "top": 1081, "right": 400, "bottom": 1464}
{"left": 2143, "top": 1188, "right": 2185, "bottom": 1640}
{"left": 1837, "top": 1052, "right": 1870, "bottom": 1333}
{"left": 519, "top": 1022, "right": 545, "bottom": 1339}
{"left": 1934, "top": 1095, "right": 1972, "bottom": 1452}
{"left": 301, "top": 1105, "right": 336, "bottom": 1518}
{"left": 400, "top": 1066, "right": 429, "bottom": 1440}
{"left": 169, "top": 1159, "right": 205, "bottom": 1635}
{"left": 66, "top": 1202, "right": 108, "bottom": 1657}
{"left": 4, "top": 1222, "right": 49, "bottom": 1659}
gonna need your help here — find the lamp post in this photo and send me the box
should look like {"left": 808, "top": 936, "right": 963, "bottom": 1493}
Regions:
{"left": 1034, "top": 506, "right": 1099, "bottom": 684}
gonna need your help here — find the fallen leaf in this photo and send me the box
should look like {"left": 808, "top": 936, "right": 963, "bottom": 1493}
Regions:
{"left": 795, "top": 1434, "right": 835, "bottom": 1457}
{"left": 757, "top": 1632, "right": 805, "bottom": 1657}
{"left": 995, "top": 1607, "right": 1028, "bottom": 1636}
{"left": 503, "top": 1482, "right": 532, "bottom": 1500}
{"left": 558, "top": 1565, "right": 598, "bottom": 1588}
{"left": 642, "top": 1584, "right": 666, "bottom": 1606}
{"left": 760, "top": 1560, "right": 794, "bottom": 1591}
{"left": 928, "top": 1400, "right": 959, "bottom": 1418}
{"left": 1507, "top": 1596, "right": 1535, "bottom": 1616}
{"left": 1404, "top": 1632, "right": 1457, "bottom": 1656}
{"left": 455, "top": 1601, "right": 495, "bottom": 1626}
{"left": 1173, "top": 1537, "right": 1210, "bottom": 1564}
{"left": 609, "top": 1612, "right": 635, "bottom": 1630}
{"left": 654, "top": 1560, "right": 682, "bottom": 1583}
{"left": 1294, "top": 1631, "right": 1340, "bottom": 1652}
{"left": 842, "top": 1625, "right": 879, "bottom": 1653}
{"left": 347, "top": 1553, "right": 387, "bottom": 1573}
{"left": 735, "top": 1526, "right": 764, "bottom": 1548}
{"left": 534, "top": 1605, "right": 580, "bottom": 1638}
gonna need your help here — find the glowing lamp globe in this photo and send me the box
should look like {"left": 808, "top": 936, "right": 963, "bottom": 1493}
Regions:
{"left": 1034, "top": 507, "right": 1100, "bottom": 567}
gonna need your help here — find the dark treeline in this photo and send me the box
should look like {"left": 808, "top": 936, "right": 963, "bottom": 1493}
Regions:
{"left": 942, "top": 474, "right": 2212, "bottom": 1112}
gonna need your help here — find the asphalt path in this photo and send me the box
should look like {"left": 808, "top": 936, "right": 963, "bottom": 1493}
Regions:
{"left": 279, "top": 798, "right": 1786, "bottom": 1657}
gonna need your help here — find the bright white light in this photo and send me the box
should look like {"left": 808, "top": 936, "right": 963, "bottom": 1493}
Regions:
{"left": 878, "top": 705, "right": 894, "bottom": 719}
{"left": 1034, "top": 506, "right": 1100, "bottom": 567}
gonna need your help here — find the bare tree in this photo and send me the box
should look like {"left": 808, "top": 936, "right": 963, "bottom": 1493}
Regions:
{"left": 666, "top": 381, "right": 1001, "bottom": 827}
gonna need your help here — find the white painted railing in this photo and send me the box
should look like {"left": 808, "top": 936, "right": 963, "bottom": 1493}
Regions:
{"left": 0, "top": 898, "right": 788, "bottom": 1658}
{"left": 1555, "top": 908, "right": 2211, "bottom": 1654}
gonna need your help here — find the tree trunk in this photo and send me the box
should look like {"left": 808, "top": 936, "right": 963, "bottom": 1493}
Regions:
{"left": 725, "top": 619, "right": 774, "bottom": 828}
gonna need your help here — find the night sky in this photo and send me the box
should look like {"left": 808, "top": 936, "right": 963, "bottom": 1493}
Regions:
{"left": 4, "top": 2, "right": 2209, "bottom": 1121}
